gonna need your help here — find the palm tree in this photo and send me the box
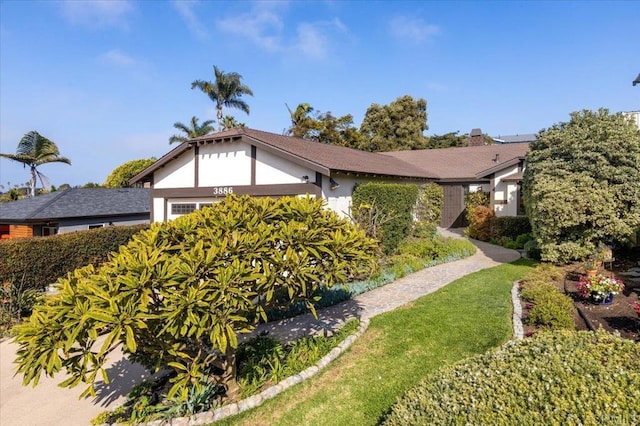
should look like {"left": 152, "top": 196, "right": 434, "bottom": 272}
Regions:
{"left": 220, "top": 115, "right": 246, "bottom": 131}
{"left": 0, "top": 131, "right": 71, "bottom": 197}
{"left": 169, "top": 116, "right": 215, "bottom": 144}
{"left": 191, "top": 66, "right": 254, "bottom": 130}
{"left": 286, "top": 103, "right": 317, "bottom": 138}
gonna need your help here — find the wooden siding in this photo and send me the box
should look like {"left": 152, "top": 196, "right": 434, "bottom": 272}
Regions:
{"left": 9, "top": 224, "right": 33, "bottom": 239}
{"left": 441, "top": 184, "right": 466, "bottom": 228}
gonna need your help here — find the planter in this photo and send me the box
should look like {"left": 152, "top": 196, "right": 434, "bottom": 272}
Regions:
{"left": 591, "top": 293, "right": 614, "bottom": 305}
{"left": 585, "top": 269, "right": 598, "bottom": 278}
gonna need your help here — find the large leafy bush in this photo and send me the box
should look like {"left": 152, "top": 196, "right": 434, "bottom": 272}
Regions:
{"left": 523, "top": 109, "right": 640, "bottom": 262}
{"left": 384, "top": 330, "right": 640, "bottom": 425}
{"left": 13, "top": 195, "right": 377, "bottom": 402}
{"left": 0, "top": 224, "right": 148, "bottom": 291}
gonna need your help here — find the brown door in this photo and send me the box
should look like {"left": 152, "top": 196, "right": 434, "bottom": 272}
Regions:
{"left": 441, "top": 184, "right": 466, "bottom": 228}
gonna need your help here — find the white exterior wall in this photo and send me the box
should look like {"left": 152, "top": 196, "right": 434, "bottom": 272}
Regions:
{"left": 153, "top": 198, "right": 165, "bottom": 223}
{"left": 493, "top": 165, "right": 520, "bottom": 217}
{"left": 256, "top": 150, "right": 314, "bottom": 184}
{"left": 154, "top": 153, "right": 195, "bottom": 189}
{"left": 198, "top": 142, "right": 251, "bottom": 186}
{"left": 468, "top": 183, "right": 490, "bottom": 193}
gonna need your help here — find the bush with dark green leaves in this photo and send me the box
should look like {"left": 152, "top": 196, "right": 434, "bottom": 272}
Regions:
{"left": 352, "top": 183, "right": 419, "bottom": 254}
{"left": 490, "top": 216, "right": 532, "bottom": 241}
{"left": 414, "top": 182, "right": 443, "bottom": 226}
{"left": 0, "top": 224, "right": 148, "bottom": 291}
{"left": 384, "top": 330, "right": 640, "bottom": 425}
{"left": 519, "top": 264, "right": 573, "bottom": 330}
{"left": 13, "top": 195, "right": 377, "bottom": 403}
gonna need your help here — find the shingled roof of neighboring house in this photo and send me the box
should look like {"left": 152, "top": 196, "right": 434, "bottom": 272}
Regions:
{"left": 130, "top": 128, "right": 436, "bottom": 184}
{"left": 382, "top": 143, "right": 530, "bottom": 181}
{"left": 492, "top": 134, "right": 537, "bottom": 144}
{"left": 0, "top": 188, "right": 150, "bottom": 222}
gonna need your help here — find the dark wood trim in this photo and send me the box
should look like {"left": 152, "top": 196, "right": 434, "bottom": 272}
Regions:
{"left": 314, "top": 172, "right": 323, "bottom": 191}
{"left": 490, "top": 176, "right": 496, "bottom": 207}
{"left": 251, "top": 145, "right": 256, "bottom": 186}
{"left": 153, "top": 183, "right": 323, "bottom": 199}
{"left": 194, "top": 145, "right": 200, "bottom": 188}
{"left": 163, "top": 199, "right": 168, "bottom": 222}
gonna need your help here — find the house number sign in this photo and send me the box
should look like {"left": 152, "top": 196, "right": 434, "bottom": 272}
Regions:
{"left": 212, "top": 186, "right": 234, "bottom": 195}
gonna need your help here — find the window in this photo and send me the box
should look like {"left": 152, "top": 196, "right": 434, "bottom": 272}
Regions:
{"left": 88, "top": 224, "right": 104, "bottom": 230}
{"left": 171, "top": 203, "right": 197, "bottom": 215}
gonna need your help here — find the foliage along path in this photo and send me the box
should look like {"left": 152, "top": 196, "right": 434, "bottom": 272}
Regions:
{"left": 219, "top": 231, "right": 527, "bottom": 426}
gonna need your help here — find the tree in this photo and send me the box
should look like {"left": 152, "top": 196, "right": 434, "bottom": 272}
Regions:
{"left": 0, "top": 131, "right": 71, "bottom": 197}
{"left": 426, "top": 131, "right": 469, "bottom": 149}
{"left": 104, "top": 158, "right": 156, "bottom": 188}
{"left": 286, "top": 103, "right": 362, "bottom": 148}
{"left": 191, "top": 66, "right": 254, "bottom": 130}
{"left": 523, "top": 109, "right": 640, "bottom": 262}
{"left": 14, "top": 195, "right": 377, "bottom": 402}
{"left": 220, "top": 115, "right": 246, "bottom": 130}
{"left": 359, "top": 95, "right": 429, "bottom": 152}
{"left": 169, "top": 116, "right": 215, "bottom": 144}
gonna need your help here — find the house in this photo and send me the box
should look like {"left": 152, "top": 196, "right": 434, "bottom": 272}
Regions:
{"left": 130, "top": 128, "right": 530, "bottom": 228}
{"left": 492, "top": 133, "right": 537, "bottom": 144}
{"left": 0, "top": 188, "right": 150, "bottom": 239}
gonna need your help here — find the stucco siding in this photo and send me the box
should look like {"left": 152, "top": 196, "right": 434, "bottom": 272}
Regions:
{"left": 198, "top": 142, "right": 251, "bottom": 187}
{"left": 255, "top": 149, "right": 314, "bottom": 185}
{"left": 153, "top": 198, "right": 165, "bottom": 223}
{"left": 493, "top": 164, "right": 521, "bottom": 217}
{"left": 154, "top": 152, "right": 195, "bottom": 189}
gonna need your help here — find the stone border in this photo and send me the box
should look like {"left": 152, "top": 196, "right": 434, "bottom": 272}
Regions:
{"left": 116, "top": 318, "right": 370, "bottom": 426}
{"left": 511, "top": 281, "right": 524, "bottom": 340}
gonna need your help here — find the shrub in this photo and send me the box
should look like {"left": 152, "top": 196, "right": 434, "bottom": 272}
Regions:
{"left": 0, "top": 224, "right": 147, "bottom": 291}
{"left": 524, "top": 239, "right": 541, "bottom": 260}
{"left": 526, "top": 291, "right": 575, "bottom": 330}
{"left": 414, "top": 183, "right": 443, "bottom": 226}
{"left": 13, "top": 195, "right": 377, "bottom": 402}
{"left": 489, "top": 216, "right": 532, "bottom": 241}
{"left": 383, "top": 330, "right": 640, "bottom": 425}
{"left": 352, "top": 183, "right": 419, "bottom": 254}
{"left": 466, "top": 205, "right": 494, "bottom": 241}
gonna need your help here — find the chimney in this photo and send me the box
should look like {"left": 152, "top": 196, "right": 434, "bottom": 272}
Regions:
{"left": 468, "top": 128, "right": 485, "bottom": 146}
{"left": 493, "top": 154, "right": 500, "bottom": 163}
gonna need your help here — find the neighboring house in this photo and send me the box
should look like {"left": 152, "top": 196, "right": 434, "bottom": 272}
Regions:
{"left": 0, "top": 188, "right": 150, "bottom": 239}
{"left": 622, "top": 110, "right": 640, "bottom": 130}
{"left": 130, "top": 128, "right": 530, "bottom": 228}
{"left": 492, "top": 133, "right": 537, "bottom": 144}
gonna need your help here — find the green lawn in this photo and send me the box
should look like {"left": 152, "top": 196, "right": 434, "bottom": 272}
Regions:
{"left": 216, "top": 259, "right": 537, "bottom": 425}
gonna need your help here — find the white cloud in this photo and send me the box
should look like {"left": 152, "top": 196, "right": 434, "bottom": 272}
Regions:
{"left": 172, "top": 0, "right": 209, "bottom": 40}
{"left": 216, "top": 5, "right": 348, "bottom": 61}
{"left": 60, "top": 0, "right": 134, "bottom": 29}
{"left": 389, "top": 16, "right": 439, "bottom": 43}
{"left": 98, "top": 49, "right": 139, "bottom": 68}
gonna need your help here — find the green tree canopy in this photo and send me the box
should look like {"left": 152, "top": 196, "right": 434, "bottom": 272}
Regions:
{"left": 426, "top": 131, "right": 469, "bottom": 149}
{"left": 286, "top": 103, "right": 362, "bottom": 148}
{"left": 169, "top": 116, "right": 215, "bottom": 144}
{"left": 104, "top": 158, "right": 156, "bottom": 188}
{"left": 359, "top": 95, "right": 429, "bottom": 152}
{"left": 191, "top": 66, "right": 253, "bottom": 130}
{"left": 14, "top": 195, "right": 377, "bottom": 401}
{"left": 0, "top": 131, "right": 71, "bottom": 197}
{"left": 523, "top": 108, "right": 640, "bottom": 262}
{"left": 220, "top": 115, "right": 246, "bottom": 130}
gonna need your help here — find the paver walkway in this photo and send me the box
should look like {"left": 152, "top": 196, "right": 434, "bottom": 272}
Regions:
{"left": 0, "top": 229, "right": 519, "bottom": 426}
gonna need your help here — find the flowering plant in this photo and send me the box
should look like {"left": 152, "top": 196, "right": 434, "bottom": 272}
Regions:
{"left": 631, "top": 300, "right": 640, "bottom": 316}
{"left": 576, "top": 274, "right": 624, "bottom": 301}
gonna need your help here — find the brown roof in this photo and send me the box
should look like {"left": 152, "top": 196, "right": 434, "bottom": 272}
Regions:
{"left": 382, "top": 143, "right": 529, "bottom": 180}
{"left": 131, "top": 128, "right": 435, "bottom": 184}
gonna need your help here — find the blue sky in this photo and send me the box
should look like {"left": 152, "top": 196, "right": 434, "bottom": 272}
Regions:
{"left": 1, "top": 0, "right": 638, "bottom": 188}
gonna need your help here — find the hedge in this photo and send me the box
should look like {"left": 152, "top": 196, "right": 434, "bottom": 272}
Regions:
{"left": 384, "top": 330, "right": 640, "bottom": 425}
{"left": 490, "top": 216, "right": 532, "bottom": 240}
{"left": 352, "top": 183, "right": 419, "bottom": 254}
{"left": 0, "top": 224, "right": 148, "bottom": 291}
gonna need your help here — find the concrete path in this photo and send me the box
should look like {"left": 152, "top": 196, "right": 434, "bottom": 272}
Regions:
{"left": 0, "top": 230, "right": 519, "bottom": 426}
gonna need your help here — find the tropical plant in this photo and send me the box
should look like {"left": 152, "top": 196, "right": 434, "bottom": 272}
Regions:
{"left": 13, "top": 195, "right": 377, "bottom": 403}
{"left": 220, "top": 115, "right": 246, "bottom": 131}
{"left": 191, "top": 66, "right": 253, "bottom": 130}
{"left": 0, "top": 131, "right": 71, "bottom": 197}
{"left": 169, "top": 116, "right": 215, "bottom": 144}
{"left": 104, "top": 158, "right": 156, "bottom": 188}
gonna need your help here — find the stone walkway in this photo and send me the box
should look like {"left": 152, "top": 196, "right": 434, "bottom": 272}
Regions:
{"left": 0, "top": 230, "right": 519, "bottom": 426}
{"left": 251, "top": 228, "right": 520, "bottom": 342}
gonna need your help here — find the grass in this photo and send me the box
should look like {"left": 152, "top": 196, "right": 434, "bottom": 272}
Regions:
{"left": 216, "top": 258, "right": 537, "bottom": 426}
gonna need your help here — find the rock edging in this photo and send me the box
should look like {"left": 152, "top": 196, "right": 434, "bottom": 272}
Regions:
{"left": 115, "top": 318, "right": 370, "bottom": 426}
{"left": 511, "top": 280, "right": 524, "bottom": 340}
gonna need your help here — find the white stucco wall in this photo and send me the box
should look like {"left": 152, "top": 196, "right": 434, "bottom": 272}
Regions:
{"left": 154, "top": 152, "right": 195, "bottom": 189}
{"left": 255, "top": 149, "right": 315, "bottom": 184}
{"left": 198, "top": 142, "right": 251, "bottom": 187}
{"left": 153, "top": 197, "right": 165, "bottom": 223}
{"left": 493, "top": 164, "right": 520, "bottom": 217}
